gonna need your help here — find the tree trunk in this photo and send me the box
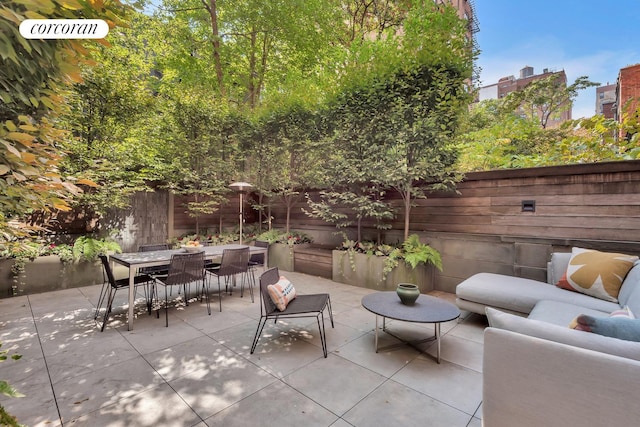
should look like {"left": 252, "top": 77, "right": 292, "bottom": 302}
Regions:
{"left": 403, "top": 189, "right": 411, "bottom": 240}
{"left": 203, "top": 0, "right": 225, "bottom": 96}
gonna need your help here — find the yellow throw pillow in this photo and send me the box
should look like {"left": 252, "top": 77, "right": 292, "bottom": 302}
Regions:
{"left": 557, "top": 247, "right": 638, "bottom": 302}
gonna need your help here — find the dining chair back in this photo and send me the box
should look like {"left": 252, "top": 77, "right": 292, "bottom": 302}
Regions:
{"left": 138, "top": 243, "right": 170, "bottom": 276}
{"left": 95, "top": 255, "right": 154, "bottom": 331}
{"left": 155, "top": 251, "right": 207, "bottom": 327}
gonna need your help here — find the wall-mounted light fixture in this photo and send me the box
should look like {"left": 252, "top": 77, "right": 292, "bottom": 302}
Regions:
{"left": 521, "top": 200, "right": 536, "bottom": 212}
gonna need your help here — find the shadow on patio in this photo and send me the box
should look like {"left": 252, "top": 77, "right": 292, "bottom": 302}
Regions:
{"left": 0, "top": 270, "right": 485, "bottom": 427}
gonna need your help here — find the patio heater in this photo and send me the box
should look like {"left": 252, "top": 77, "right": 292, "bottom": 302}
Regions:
{"left": 229, "top": 181, "right": 252, "bottom": 244}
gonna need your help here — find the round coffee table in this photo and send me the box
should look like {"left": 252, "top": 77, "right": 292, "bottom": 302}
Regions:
{"left": 361, "top": 291, "right": 461, "bottom": 363}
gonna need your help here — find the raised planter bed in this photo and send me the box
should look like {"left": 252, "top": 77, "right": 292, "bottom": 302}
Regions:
{"left": 267, "top": 243, "right": 294, "bottom": 272}
{"left": 294, "top": 245, "right": 333, "bottom": 278}
{"left": 0, "top": 255, "right": 107, "bottom": 298}
{"left": 332, "top": 250, "right": 434, "bottom": 293}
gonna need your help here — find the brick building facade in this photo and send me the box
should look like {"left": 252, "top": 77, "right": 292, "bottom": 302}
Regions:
{"left": 616, "top": 63, "right": 640, "bottom": 124}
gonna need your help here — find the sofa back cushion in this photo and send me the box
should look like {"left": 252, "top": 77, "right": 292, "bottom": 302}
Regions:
{"left": 547, "top": 252, "right": 572, "bottom": 285}
{"left": 486, "top": 307, "right": 640, "bottom": 361}
{"left": 619, "top": 262, "right": 640, "bottom": 315}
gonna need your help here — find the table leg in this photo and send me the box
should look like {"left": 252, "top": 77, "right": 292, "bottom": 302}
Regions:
{"left": 436, "top": 323, "right": 441, "bottom": 364}
{"left": 127, "top": 267, "right": 135, "bottom": 331}
{"left": 375, "top": 315, "right": 379, "bottom": 352}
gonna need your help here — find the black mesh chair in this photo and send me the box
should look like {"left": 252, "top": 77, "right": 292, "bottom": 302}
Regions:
{"left": 206, "top": 247, "right": 254, "bottom": 307}
{"left": 95, "top": 255, "right": 155, "bottom": 332}
{"left": 248, "top": 240, "right": 269, "bottom": 287}
{"left": 251, "top": 267, "right": 334, "bottom": 358}
{"left": 138, "top": 243, "right": 170, "bottom": 277}
{"left": 153, "top": 252, "right": 208, "bottom": 327}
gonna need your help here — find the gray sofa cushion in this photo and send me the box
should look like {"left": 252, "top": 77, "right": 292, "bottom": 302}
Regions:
{"left": 486, "top": 307, "right": 640, "bottom": 361}
{"left": 528, "top": 300, "right": 609, "bottom": 327}
{"left": 546, "top": 251, "right": 572, "bottom": 285}
{"left": 618, "top": 262, "right": 640, "bottom": 314}
{"left": 457, "top": 273, "right": 619, "bottom": 315}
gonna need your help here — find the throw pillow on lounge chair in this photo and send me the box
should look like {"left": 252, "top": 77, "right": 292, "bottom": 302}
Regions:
{"left": 267, "top": 276, "right": 297, "bottom": 311}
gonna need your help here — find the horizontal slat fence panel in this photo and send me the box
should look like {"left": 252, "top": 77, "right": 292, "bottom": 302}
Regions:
{"left": 171, "top": 161, "right": 640, "bottom": 292}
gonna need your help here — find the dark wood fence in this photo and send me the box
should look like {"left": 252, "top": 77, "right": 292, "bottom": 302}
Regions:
{"left": 169, "top": 160, "right": 640, "bottom": 292}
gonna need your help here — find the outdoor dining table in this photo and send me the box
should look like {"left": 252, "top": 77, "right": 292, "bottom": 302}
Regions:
{"left": 109, "top": 244, "right": 269, "bottom": 330}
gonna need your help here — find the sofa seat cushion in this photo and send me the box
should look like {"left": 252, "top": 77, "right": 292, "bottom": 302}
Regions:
{"left": 457, "top": 273, "right": 619, "bottom": 315}
{"left": 486, "top": 307, "right": 640, "bottom": 361}
{"left": 528, "top": 300, "right": 609, "bottom": 327}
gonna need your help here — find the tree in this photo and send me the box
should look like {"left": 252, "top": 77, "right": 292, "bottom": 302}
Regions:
{"left": 259, "top": 103, "right": 324, "bottom": 232}
{"left": 503, "top": 74, "right": 599, "bottom": 129}
{"left": 60, "top": 13, "right": 161, "bottom": 213}
{"left": 0, "top": 0, "right": 128, "bottom": 246}
{"left": 304, "top": 85, "right": 395, "bottom": 243}
{"left": 456, "top": 100, "right": 566, "bottom": 171}
{"left": 159, "top": 92, "right": 236, "bottom": 234}
{"left": 380, "top": 65, "right": 468, "bottom": 240}
{"left": 332, "top": 3, "right": 475, "bottom": 240}
{"left": 156, "top": 0, "right": 341, "bottom": 109}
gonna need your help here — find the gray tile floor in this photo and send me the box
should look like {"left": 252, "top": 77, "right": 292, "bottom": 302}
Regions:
{"left": 0, "top": 269, "right": 487, "bottom": 427}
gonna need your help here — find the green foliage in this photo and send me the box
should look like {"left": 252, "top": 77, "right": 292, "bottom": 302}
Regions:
{"left": 1, "top": 341, "right": 23, "bottom": 427}
{"left": 401, "top": 234, "right": 443, "bottom": 271}
{"left": 256, "top": 229, "right": 312, "bottom": 246}
{"left": 72, "top": 236, "right": 121, "bottom": 262}
{"left": 458, "top": 97, "right": 640, "bottom": 171}
{"left": 0, "top": 0, "right": 129, "bottom": 246}
{"left": 338, "top": 234, "right": 441, "bottom": 278}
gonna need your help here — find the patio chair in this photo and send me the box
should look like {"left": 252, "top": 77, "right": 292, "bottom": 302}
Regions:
{"left": 251, "top": 267, "right": 334, "bottom": 358}
{"left": 248, "top": 240, "right": 269, "bottom": 286}
{"left": 206, "top": 247, "right": 254, "bottom": 308}
{"left": 95, "top": 255, "right": 155, "bottom": 332}
{"left": 138, "top": 243, "right": 170, "bottom": 277}
{"left": 154, "top": 252, "right": 208, "bottom": 327}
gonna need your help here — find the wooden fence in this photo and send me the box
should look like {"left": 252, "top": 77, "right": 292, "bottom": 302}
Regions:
{"left": 167, "top": 160, "right": 640, "bottom": 292}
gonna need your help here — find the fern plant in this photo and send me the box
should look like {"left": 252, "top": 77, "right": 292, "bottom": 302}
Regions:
{"left": 401, "top": 234, "right": 443, "bottom": 270}
{"left": 72, "top": 236, "right": 122, "bottom": 262}
{"left": 382, "top": 234, "right": 442, "bottom": 278}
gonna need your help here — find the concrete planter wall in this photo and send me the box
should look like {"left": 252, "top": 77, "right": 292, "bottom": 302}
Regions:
{"left": 0, "top": 255, "right": 105, "bottom": 298}
{"left": 267, "top": 243, "right": 294, "bottom": 272}
{"left": 332, "top": 250, "right": 434, "bottom": 293}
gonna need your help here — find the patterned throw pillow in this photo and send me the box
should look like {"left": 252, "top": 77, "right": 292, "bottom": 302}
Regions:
{"left": 556, "top": 247, "right": 638, "bottom": 302}
{"left": 267, "top": 276, "right": 297, "bottom": 311}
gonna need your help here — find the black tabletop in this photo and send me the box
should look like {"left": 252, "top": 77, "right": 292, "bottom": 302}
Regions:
{"left": 361, "top": 291, "right": 460, "bottom": 323}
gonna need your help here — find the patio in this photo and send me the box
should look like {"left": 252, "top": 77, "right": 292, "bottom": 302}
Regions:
{"left": 0, "top": 270, "right": 485, "bottom": 427}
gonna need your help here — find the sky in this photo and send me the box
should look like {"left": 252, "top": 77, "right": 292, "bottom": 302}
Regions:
{"left": 474, "top": 0, "right": 640, "bottom": 119}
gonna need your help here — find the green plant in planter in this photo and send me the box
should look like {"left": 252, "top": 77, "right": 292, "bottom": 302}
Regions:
{"left": 0, "top": 242, "right": 41, "bottom": 296}
{"left": 383, "top": 234, "right": 442, "bottom": 277}
{"left": 256, "top": 229, "right": 282, "bottom": 244}
{"left": 42, "top": 243, "right": 74, "bottom": 263}
{"left": 256, "top": 229, "right": 313, "bottom": 246}
{"left": 72, "top": 236, "right": 122, "bottom": 262}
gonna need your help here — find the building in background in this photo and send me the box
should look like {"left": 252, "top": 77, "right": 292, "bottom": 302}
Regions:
{"left": 477, "top": 66, "right": 571, "bottom": 127}
{"left": 615, "top": 63, "right": 640, "bottom": 123}
{"left": 595, "top": 83, "right": 616, "bottom": 118}
{"left": 439, "top": 0, "right": 479, "bottom": 82}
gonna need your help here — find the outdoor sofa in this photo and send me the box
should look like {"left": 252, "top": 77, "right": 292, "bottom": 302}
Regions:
{"left": 456, "top": 249, "right": 640, "bottom": 426}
